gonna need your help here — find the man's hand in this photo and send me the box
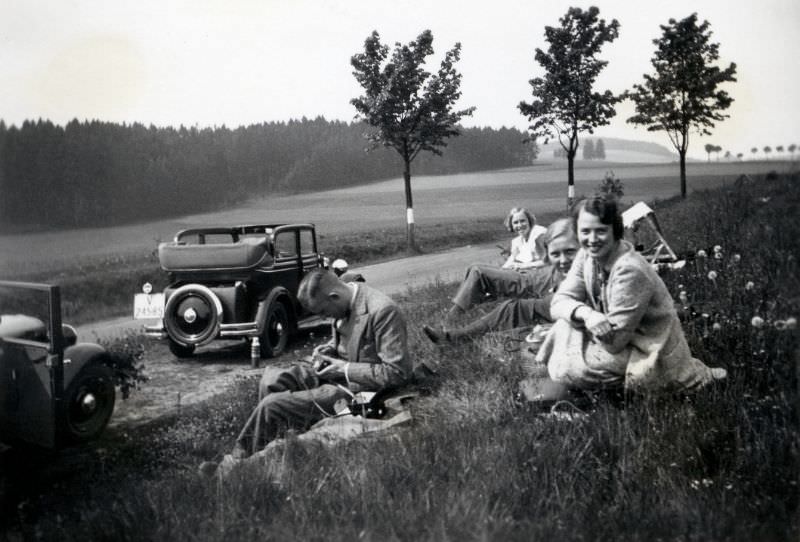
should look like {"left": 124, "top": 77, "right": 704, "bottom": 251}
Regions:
{"left": 313, "top": 344, "right": 336, "bottom": 358}
{"left": 314, "top": 353, "right": 346, "bottom": 378}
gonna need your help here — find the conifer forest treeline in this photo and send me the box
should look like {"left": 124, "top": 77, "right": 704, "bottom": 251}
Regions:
{"left": 0, "top": 117, "right": 536, "bottom": 230}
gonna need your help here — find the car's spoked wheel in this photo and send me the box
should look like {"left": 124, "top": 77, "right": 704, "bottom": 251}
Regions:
{"left": 260, "top": 301, "right": 290, "bottom": 358}
{"left": 59, "top": 364, "right": 116, "bottom": 444}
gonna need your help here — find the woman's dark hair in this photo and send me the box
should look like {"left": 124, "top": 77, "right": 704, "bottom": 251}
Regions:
{"left": 571, "top": 195, "right": 624, "bottom": 239}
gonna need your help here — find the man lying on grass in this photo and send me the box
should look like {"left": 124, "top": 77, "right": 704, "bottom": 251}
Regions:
{"left": 224, "top": 268, "right": 412, "bottom": 465}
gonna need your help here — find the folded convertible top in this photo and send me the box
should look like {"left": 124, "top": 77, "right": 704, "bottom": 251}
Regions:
{"left": 158, "top": 237, "right": 273, "bottom": 272}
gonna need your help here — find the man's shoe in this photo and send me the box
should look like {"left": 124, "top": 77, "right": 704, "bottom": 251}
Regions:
{"left": 423, "top": 325, "right": 448, "bottom": 344}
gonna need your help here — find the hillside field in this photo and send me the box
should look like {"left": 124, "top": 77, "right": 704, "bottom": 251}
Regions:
{"left": 0, "top": 160, "right": 789, "bottom": 277}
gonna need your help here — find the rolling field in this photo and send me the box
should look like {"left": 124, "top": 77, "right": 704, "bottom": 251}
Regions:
{"left": 0, "top": 159, "right": 790, "bottom": 275}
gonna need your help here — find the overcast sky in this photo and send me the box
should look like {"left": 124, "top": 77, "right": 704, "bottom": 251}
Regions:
{"left": 2, "top": 0, "right": 797, "bottom": 159}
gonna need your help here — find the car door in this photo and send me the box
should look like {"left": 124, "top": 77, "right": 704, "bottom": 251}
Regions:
{"left": 0, "top": 282, "right": 63, "bottom": 448}
{"left": 272, "top": 228, "right": 302, "bottom": 294}
{"left": 299, "top": 226, "right": 320, "bottom": 273}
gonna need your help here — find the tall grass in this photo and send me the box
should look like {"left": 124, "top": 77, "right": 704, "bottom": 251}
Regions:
{"left": 4, "top": 174, "right": 798, "bottom": 541}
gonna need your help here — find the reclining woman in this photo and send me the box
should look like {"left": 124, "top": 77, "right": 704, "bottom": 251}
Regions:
{"left": 535, "top": 195, "right": 727, "bottom": 394}
{"left": 423, "top": 217, "right": 577, "bottom": 343}
{"left": 443, "top": 207, "right": 548, "bottom": 326}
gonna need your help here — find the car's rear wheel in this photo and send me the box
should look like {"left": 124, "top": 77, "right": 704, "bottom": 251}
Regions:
{"left": 59, "top": 364, "right": 116, "bottom": 444}
{"left": 260, "top": 300, "right": 290, "bottom": 358}
{"left": 168, "top": 339, "right": 196, "bottom": 359}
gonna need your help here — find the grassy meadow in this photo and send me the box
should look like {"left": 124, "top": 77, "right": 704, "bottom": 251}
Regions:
{"left": 3, "top": 171, "right": 798, "bottom": 540}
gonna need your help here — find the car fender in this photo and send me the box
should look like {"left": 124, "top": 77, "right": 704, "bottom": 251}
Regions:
{"left": 63, "top": 343, "right": 110, "bottom": 388}
{"left": 257, "top": 287, "right": 295, "bottom": 334}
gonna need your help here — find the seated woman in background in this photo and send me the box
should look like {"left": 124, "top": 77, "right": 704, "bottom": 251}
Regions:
{"left": 443, "top": 207, "right": 548, "bottom": 326}
{"left": 503, "top": 207, "right": 547, "bottom": 271}
{"left": 423, "top": 218, "right": 577, "bottom": 343}
{"left": 535, "top": 195, "right": 727, "bottom": 393}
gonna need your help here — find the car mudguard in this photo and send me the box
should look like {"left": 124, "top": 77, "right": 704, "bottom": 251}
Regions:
{"left": 62, "top": 343, "right": 110, "bottom": 388}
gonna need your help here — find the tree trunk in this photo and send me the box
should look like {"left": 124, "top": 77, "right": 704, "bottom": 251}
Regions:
{"left": 403, "top": 159, "right": 419, "bottom": 253}
{"left": 566, "top": 149, "right": 576, "bottom": 210}
{"left": 679, "top": 150, "right": 687, "bottom": 198}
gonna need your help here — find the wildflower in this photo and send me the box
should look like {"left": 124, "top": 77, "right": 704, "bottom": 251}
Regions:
{"left": 712, "top": 322, "right": 722, "bottom": 332}
{"left": 786, "top": 317, "right": 797, "bottom": 330}
{"left": 697, "top": 249, "right": 707, "bottom": 258}
{"left": 745, "top": 281, "right": 755, "bottom": 291}
{"left": 708, "top": 271, "right": 718, "bottom": 281}
{"left": 715, "top": 252, "right": 723, "bottom": 260}
{"left": 774, "top": 320, "right": 787, "bottom": 331}
{"left": 713, "top": 245, "right": 722, "bottom": 252}
{"left": 679, "top": 291, "right": 688, "bottom": 305}
{"left": 732, "top": 254, "right": 741, "bottom": 263}
{"left": 751, "top": 316, "right": 765, "bottom": 328}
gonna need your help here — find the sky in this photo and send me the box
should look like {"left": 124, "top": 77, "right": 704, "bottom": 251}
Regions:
{"left": 1, "top": 0, "right": 798, "bottom": 160}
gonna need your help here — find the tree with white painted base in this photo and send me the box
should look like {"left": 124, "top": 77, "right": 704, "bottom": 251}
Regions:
{"left": 351, "top": 30, "right": 474, "bottom": 252}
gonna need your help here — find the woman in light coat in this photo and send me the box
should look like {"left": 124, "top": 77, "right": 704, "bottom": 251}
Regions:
{"left": 536, "top": 195, "right": 726, "bottom": 393}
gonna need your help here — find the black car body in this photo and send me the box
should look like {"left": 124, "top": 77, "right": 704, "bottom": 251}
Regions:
{"left": 139, "top": 223, "right": 323, "bottom": 359}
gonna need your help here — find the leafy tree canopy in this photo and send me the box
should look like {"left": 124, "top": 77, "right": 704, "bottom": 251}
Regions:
{"left": 350, "top": 30, "right": 475, "bottom": 163}
{"left": 626, "top": 13, "right": 736, "bottom": 196}
{"left": 518, "top": 6, "right": 620, "bottom": 206}
{"left": 627, "top": 13, "right": 736, "bottom": 151}
{"left": 518, "top": 7, "right": 620, "bottom": 149}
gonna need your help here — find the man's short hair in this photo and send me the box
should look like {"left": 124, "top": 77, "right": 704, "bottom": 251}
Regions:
{"left": 297, "top": 268, "right": 339, "bottom": 310}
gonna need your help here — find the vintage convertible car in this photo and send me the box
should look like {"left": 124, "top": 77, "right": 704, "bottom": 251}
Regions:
{"left": 0, "top": 281, "right": 117, "bottom": 448}
{"left": 136, "top": 223, "right": 324, "bottom": 360}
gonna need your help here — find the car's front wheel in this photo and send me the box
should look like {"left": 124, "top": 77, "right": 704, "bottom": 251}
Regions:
{"left": 260, "top": 300, "right": 290, "bottom": 358}
{"left": 59, "top": 364, "right": 116, "bottom": 445}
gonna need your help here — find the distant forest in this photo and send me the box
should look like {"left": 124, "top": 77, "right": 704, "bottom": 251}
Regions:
{"left": 0, "top": 118, "right": 536, "bottom": 230}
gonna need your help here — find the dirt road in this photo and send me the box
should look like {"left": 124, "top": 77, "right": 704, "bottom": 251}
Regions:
{"left": 98, "top": 242, "right": 500, "bottom": 428}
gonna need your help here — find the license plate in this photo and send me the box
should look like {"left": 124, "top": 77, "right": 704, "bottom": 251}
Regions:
{"left": 133, "top": 293, "right": 165, "bottom": 319}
